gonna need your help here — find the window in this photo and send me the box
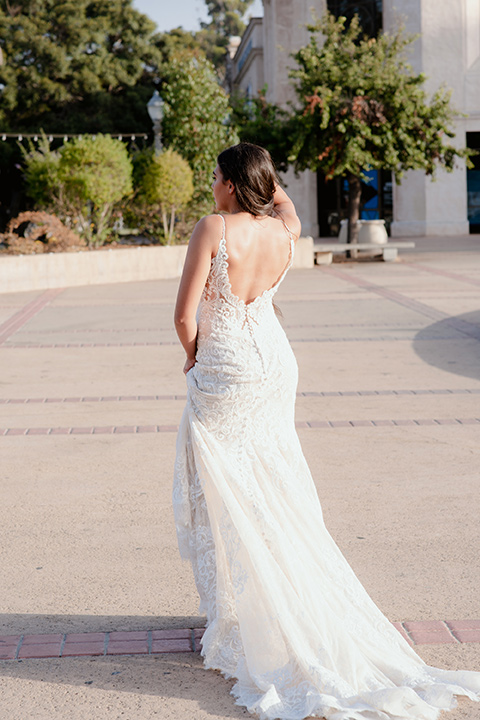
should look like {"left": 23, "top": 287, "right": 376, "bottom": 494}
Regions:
{"left": 327, "top": 0, "right": 382, "bottom": 38}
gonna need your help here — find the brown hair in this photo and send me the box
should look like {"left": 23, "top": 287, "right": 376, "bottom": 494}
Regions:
{"left": 217, "top": 142, "right": 278, "bottom": 217}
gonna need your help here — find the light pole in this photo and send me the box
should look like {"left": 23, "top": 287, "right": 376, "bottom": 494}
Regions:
{"left": 147, "top": 90, "right": 165, "bottom": 155}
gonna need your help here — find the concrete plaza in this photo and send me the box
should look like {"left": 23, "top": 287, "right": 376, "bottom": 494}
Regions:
{"left": 0, "top": 237, "right": 479, "bottom": 718}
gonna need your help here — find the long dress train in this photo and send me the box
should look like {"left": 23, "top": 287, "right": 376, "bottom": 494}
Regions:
{"left": 172, "top": 214, "right": 480, "bottom": 720}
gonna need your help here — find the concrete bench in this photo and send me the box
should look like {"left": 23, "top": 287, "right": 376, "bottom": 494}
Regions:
{"left": 314, "top": 241, "right": 416, "bottom": 264}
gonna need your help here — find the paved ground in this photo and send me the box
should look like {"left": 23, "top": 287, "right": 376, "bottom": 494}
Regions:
{"left": 0, "top": 235, "right": 479, "bottom": 719}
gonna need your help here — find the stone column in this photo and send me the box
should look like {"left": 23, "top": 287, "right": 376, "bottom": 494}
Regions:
{"left": 385, "top": 0, "right": 469, "bottom": 236}
{"left": 263, "top": 0, "right": 326, "bottom": 237}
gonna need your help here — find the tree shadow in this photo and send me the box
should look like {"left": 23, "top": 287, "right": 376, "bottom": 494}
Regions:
{"left": 0, "top": 613, "right": 205, "bottom": 636}
{"left": 412, "top": 311, "right": 480, "bottom": 381}
{"left": 0, "top": 614, "right": 249, "bottom": 718}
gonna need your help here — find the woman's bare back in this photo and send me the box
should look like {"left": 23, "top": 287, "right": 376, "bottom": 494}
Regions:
{"left": 219, "top": 213, "right": 294, "bottom": 305}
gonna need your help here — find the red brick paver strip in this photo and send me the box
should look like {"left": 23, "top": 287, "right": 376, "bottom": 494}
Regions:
{"left": 107, "top": 641, "right": 149, "bottom": 655}
{"left": 0, "top": 636, "right": 22, "bottom": 660}
{"left": 62, "top": 633, "right": 106, "bottom": 657}
{"left": 405, "top": 262, "right": 480, "bottom": 289}
{"left": 446, "top": 620, "right": 480, "bottom": 643}
{"left": 321, "top": 266, "right": 480, "bottom": 342}
{"left": 18, "top": 633, "right": 63, "bottom": 659}
{"left": 0, "top": 289, "right": 63, "bottom": 345}
{"left": 2, "top": 418, "right": 480, "bottom": 438}
{"left": 151, "top": 638, "right": 192, "bottom": 653}
{"left": 403, "top": 621, "right": 456, "bottom": 645}
{"left": 107, "top": 632, "right": 149, "bottom": 655}
{"left": 0, "top": 620, "right": 477, "bottom": 661}
{"left": 1, "top": 388, "right": 478, "bottom": 405}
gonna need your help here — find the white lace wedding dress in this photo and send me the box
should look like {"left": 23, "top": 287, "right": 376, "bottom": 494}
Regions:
{"left": 173, "top": 215, "right": 480, "bottom": 720}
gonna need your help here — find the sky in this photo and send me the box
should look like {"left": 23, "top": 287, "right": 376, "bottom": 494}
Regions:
{"left": 132, "top": 0, "right": 264, "bottom": 34}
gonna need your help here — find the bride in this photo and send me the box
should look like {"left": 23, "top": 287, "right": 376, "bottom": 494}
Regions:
{"left": 172, "top": 142, "right": 480, "bottom": 720}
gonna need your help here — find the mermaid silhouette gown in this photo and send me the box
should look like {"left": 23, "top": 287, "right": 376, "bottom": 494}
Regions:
{"left": 173, "top": 215, "right": 480, "bottom": 720}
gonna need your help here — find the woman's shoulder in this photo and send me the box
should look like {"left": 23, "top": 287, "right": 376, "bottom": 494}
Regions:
{"left": 188, "top": 214, "right": 225, "bottom": 257}
{"left": 194, "top": 214, "right": 225, "bottom": 233}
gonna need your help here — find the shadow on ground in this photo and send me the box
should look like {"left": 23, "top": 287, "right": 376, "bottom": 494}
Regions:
{"left": 0, "top": 615, "right": 250, "bottom": 717}
{"left": 0, "top": 614, "right": 205, "bottom": 636}
{"left": 0, "top": 653, "right": 248, "bottom": 717}
{"left": 413, "top": 311, "right": 480, "bottom": 381}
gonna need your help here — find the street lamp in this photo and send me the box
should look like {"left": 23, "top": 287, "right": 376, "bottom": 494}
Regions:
{"left": 147, "top": 90, "right": 165, "bottom": 155}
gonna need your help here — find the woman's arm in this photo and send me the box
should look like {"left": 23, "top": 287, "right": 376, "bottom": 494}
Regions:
{"left": 174, "top": 215, "right": 221, "bottom": 373}
{"left": 273, "top": 184, "right": 302, "bottom": 240}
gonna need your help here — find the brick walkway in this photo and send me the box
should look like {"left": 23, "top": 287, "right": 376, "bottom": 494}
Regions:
{"left": 2, "top": 619, "right": 480, "bottom": 661}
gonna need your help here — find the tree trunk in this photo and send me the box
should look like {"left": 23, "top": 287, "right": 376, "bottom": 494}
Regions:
{"left": 347, "top": 174, "right": 362, "bottom": 259}
{"left": 96, "top": 203, "right": 112, "bottom": 247}
{"left": 161, "top": 207, "right": 169, "bottom": 241}
{"left": 169, "top": 206, "right": 176, "bottom": 245}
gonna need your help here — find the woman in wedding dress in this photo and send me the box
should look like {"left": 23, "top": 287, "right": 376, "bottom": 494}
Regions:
{"left": 172, "top": 142, "right": 480, "bottom": 720}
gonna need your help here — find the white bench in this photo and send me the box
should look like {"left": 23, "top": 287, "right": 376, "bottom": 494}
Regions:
{"left": 314, "top": 240, "right": 415, "bottom": 264}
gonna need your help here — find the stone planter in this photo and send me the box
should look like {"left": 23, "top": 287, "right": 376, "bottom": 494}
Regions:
{"left": 0, "top": 244, "right": 188, "bottom": 294}
{"left": 338, "top": 219, "right": 388, "bottom": 245}
{"left": 0, "top": 236, "right": 314, "bottom": 294}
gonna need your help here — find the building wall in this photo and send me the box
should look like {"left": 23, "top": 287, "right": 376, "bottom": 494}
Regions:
{"left": 233, "top": 2, "right": 324, "bottom": 237}
{"left": 386, "top": 0, "right": 473, "bottom": 236}
{"left": 232, "top": 18, "right": 264, "bottom": 97}
{"left": 234, "top": 0, "right": 477, "bottom": 237}
{"left": 263, "top": 0, "right": 326, "bottom": 236}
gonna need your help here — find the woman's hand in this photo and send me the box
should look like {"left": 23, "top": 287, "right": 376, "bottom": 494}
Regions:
{"left": 183, "top": 357, "right": 196, "bottom": 375}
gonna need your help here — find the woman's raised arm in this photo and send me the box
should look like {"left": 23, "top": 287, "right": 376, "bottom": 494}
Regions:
{"left": 174, "top": 214, "right": 222, "bottom": 373}
{"left": 272, "top": 184, "right": 302, "bottom": 240}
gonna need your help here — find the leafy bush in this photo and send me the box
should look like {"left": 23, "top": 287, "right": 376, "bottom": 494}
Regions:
{"left": 141, "top": 149, "right": 194, "bottom": 243}
{"left": 23, "top": 134, "right": 133, "bottom": 247}
{"left": 162, "top": 51, "right": 238, "bottom": 215}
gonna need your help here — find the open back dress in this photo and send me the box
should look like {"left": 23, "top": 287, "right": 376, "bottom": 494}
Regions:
{"left": 173, "top": 214, "right": 480, "bottom": 720}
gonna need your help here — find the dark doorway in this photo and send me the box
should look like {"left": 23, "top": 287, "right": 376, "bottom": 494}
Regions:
{"left": 327, "top": 0, "right": 383, "bottom": 38}
{"left": 466, "top": 132, "right": 480, "bottom": 233}
{"left": 317, "top": 170, "right": 392, "bottom": 237}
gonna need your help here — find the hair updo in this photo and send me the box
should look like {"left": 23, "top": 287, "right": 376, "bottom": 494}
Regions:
{"left": 217, "top": 142, "right": 278, "bottom": 217}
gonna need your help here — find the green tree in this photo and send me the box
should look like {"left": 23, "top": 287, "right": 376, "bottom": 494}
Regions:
{"left": 162, "top": 51, "right": 238, "bottom": 214}
{"left": 156, "top": 27, "right": 204, "bottom": 69}
{"left": 24, "top": 134, "right": 133, "bottom": 246}
{"left": 288, "top": 13, "right": 471, "bottom": 245}
{"left": 197, "top": 0, "right": 254, "bottom": 72}
{"left": 0, "top": 0, "right": 162, "bottom": 133}
{"left": 142, "top": 149, "right": 194, "bottom": 243}
{"left": 22, "top": 136, "right": 62, "bottom": 208}
{"left": 230, "top": 88, "right": 293, "bottom": 173}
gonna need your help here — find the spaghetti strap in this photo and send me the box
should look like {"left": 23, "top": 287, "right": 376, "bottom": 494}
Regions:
{"left": 280, "top": 217, "right": 295, "bottom": 240}
{"left": 216, "top": 213, "right": 226, "bottom": 239}
{"left": 212, "top": 214, "right": 226, "bottom": 260}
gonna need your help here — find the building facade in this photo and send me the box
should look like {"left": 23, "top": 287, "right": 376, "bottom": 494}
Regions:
{"left": 232, "top": 0, "right": 480, "bottom": 238}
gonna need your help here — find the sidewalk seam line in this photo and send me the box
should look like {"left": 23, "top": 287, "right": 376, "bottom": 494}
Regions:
{"left": 14, "top": 635, "right": 23, "bottom": 661}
